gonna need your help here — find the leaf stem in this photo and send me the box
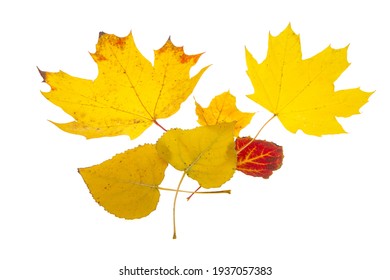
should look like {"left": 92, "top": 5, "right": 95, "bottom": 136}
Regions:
{"left": 237, "top": 114, "right": 277, "bottom": 154}
{"left": 172, "top": 172, "right": 186, "bottom": 239}
{"left": 158, "top": 186, "right": 231, "bottom": 195}
{"left": 153, "top": 120, "right": 167, "bottom": 132}
{"left": 186, "top": 186, "right": 201, "bottom": 201}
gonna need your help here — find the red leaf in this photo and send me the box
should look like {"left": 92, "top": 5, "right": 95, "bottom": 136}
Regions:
{"left": 236, "top": 137, "right": 283, "bottom": 178}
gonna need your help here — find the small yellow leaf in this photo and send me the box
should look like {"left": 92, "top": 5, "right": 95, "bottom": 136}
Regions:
{"left": 78, "top": 144, "right": 167, "bottom": 219}
{"left": 195, "top": 91, "right": 255, "bottom": 136}
{"left": 246, "top": 24, "right": 373, "bottom": 136}
{"left": 156, "top": 123, "right": 236, "bottom": 188}
{"left": 40, "top": 32, "right": 208, "bottom": 139}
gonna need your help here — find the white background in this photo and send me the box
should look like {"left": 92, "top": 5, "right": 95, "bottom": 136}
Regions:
{"left": 1, "top": 0, "right": 389, "bottom": 279}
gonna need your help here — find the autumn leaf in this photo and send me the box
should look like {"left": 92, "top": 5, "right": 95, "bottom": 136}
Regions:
{"left": 78, "top": 144, "right": 168, "bottom": 219}
{"left": 40, "top": 32, "right": 208, "bottom": 139}
{"left": 236, "top": 137, "right": 283, "bottom": 178}
{"left": 156, "top": 123, "right": 236, "bottom": 188}
{"left": 246, "top": 24, "right": 373, "bottom": 136}
{"left": 195, "top": 91, "right": 255, "bottom": 136}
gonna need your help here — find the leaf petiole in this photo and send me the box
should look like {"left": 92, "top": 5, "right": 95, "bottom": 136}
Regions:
{"left": 172, "top": 172, "right": 186, "bottom": 239}
{"left": 237, "top": 114, "right": 277, "bottom": 154}
{"left": 186, "top": 186, "right": 201, "bottom": 201}
{"left": 153, "top": 120, "right": 167, "bottom": 131}
{"left": 158, "top": 186, "right": 231, "bottom": 195}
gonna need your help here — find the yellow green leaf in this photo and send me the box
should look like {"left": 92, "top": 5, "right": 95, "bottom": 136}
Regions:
{"left": 195, "top": 91, "right": 255, "bottom": 136}
{"left": 78, "top": 144, "right": 168, "bottom": 219}
{"left": 40, "top": 32, "right": 208, "bottom": 139}
{"left": 246, "top": 24, "right": 373, "bottom": 136}
{"left": 156, "top": 123, "right": 236, "bottom": 188}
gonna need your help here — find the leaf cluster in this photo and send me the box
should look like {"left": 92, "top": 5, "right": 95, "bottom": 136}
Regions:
{"left": 40, "top": 24, "right": 372, "bottom": 238}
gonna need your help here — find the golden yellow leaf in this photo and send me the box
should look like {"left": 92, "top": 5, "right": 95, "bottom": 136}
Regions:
{"left": 156, "top": 123, "right": 236, "bottom": 188}
{"left": 246, "top": 24, "right": 373, "bottom": 136}
{"left": 40, "top": 32, "right": 208, "bottom": 139}
{"left": 195, "top": 91, "right": 255, "bottom": 136}
{"left": 78, "top": 144, "right": 167, "bottom": 219}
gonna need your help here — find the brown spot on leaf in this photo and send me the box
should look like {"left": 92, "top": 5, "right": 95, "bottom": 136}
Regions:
{"left": 114, "top": 37, "right": 127, "bottom": 49}
{"left": 180, "top": 54, "right": 200, "bottom": 64}
{"left": 94, "top": 53, "right": 107, "bottom": 62}
{"left": 37, "top": 67, "right": 46, "bottom": 81}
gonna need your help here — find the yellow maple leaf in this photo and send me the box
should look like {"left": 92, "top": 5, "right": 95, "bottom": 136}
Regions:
{"left": 195, "top": 91, "right": 255, "bottom": 136}
{"left": 78, "top": 144, "right": 167, "bottom": 219}
{"left": 246, "top": 24, "right": 373, "bottom": 136}
{"left": 156, "top": 123, "right": 236, "bottom": 188}
{"left": 40, "top": 32, "right": 208, "bottom": 139}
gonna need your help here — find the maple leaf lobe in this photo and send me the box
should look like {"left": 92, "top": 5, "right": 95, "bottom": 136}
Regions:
{"left": 236, "top": 137, "right": 283, "bottom": 179}
{"left": 156, "top": 38, "right": 201, "bottom": 65}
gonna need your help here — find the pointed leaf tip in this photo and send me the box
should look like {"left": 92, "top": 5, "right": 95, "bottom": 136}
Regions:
{"left": 37, "top": 67, "right": 46, "bottom": 81}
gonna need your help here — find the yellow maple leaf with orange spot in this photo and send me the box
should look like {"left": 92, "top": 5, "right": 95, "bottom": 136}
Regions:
{"left": 40, "top": 32, "right": 208, "bottom": 139}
